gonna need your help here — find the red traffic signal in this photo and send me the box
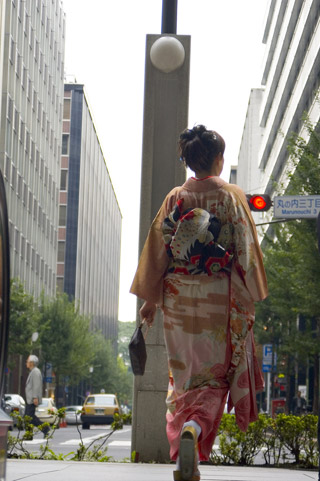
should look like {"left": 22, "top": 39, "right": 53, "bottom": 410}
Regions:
{"left": 246, "top": 194, "right": 272, "bottom": 212}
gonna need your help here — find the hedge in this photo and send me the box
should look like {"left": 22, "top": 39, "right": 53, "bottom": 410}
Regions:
{"left": 210, "top": 413, "right": 318, "bottom": 468}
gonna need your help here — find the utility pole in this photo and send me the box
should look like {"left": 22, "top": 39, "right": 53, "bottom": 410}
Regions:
{"left": 131, "top": 0, "right": 190, "bottom": 463}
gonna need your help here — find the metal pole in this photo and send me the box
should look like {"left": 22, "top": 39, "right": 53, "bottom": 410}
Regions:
{"left": 161, "top": 0, "right": 178, "bottom": 34}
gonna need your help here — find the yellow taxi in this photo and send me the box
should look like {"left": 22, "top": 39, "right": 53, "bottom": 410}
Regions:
{"left": 81, "top": 393, "right": 120, "bottom": 429}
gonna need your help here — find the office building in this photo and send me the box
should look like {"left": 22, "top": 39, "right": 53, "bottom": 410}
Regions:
{"left": 0, "top": 0, "right": 65, "bottom": 296}
{"left": 237, "top": 0, "right": 320, "bottom": 218}
{"left": 57, "top": 83, "right": 121, "bottom": 341}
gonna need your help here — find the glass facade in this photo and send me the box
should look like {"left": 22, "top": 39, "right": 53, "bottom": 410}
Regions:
{"left": 0, "top": 0, "right": 65, "bottom": 297}
{"left": 57, "top": 84, "right": 121, "bottom": 341}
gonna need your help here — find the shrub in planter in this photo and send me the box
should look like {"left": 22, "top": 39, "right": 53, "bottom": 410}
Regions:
{"left": 215, "top": 413, "right": 267, "bottom": 465}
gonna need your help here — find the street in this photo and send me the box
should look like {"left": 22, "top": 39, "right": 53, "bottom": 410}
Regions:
{"left": 9, "top": 424, "right": 132, "bottom": 461}
{"left": 9, "top": 425, "right": 282, "bottom": 466}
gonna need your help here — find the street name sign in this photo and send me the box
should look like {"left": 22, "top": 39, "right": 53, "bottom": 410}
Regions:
{"left": 274, "top": 195, "right": 320, "bottom": 219}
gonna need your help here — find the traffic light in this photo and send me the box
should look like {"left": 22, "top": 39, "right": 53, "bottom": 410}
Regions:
{"left": 246, "top": 194, "right": 272, "bottom": 212}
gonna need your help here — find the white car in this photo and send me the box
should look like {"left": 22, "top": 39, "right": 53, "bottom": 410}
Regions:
{"left": 64, "top": 405, "right": 83, "bottom": 425}
{"left": 35, "top": 397, "right": 59, "bottom": 425}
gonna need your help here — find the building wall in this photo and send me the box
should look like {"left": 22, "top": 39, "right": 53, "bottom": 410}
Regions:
{"left": 57, "top": 84, "right": 121, "bottom": 341}
{"left": 237, "top": 0, "right": 320, "bottom": 216}
{"left": 0, "top": 0, "right": 65, "bottom": 296}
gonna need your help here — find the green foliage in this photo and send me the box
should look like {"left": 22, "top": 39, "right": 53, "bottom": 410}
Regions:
{"left": 7, "top": 279, "right": 133, "bottom": 408}
{"left": 255, "top": 115, "right": 320, "bottom": 408}
{"left": 215, "top": 414, "right": 267, "bottom": 465}
{"left": 118, "top": 321, "right": 136, "bottom": 366}
{"left": 275, "top": 413, "right": 318, "bottom": 467}
{"left": 210, "top": 413, "right": 319, "bottom": 468}
{"left": 37, "top": 293, "right": 94, "bottom": 400}
{"left": 38, "top": 293, "right": 93, "bottom": 381}
{"left": 7, "top": 411, "right": 128, "bottom": 462}
{"left": 8, "top": 279, "right": 39, "bottom": 357}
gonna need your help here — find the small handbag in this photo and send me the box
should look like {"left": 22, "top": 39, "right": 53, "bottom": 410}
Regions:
{"left": 128, "top": 322, "right": 148, "bottom": 376}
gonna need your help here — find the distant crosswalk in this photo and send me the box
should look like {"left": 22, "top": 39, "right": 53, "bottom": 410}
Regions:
{"left": 23, "top": 427, "right": 132, "bottom": 448}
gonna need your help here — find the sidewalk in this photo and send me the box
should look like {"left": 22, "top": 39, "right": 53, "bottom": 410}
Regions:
{"left": 6, "top": 459, "right": 319, "bottom": 481}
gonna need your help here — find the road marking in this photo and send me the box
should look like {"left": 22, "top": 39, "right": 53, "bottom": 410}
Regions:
{"left": 61, "top": 434, "right": 108, "bottom": 445}
{"left": 108, "top": 441, "right": 131, "bottom": 447}
{"left": 22, "top": 439, "right": 45, "bottom": 445}
{"left": 113, "top": 428, "right": 131, "bottom": 435}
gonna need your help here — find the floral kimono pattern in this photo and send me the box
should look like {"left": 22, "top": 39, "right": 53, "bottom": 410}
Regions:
{"left": 130, "top": 176, "right": 268, "bottom": 461}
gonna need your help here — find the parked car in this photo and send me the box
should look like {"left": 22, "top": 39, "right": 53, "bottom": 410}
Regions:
{"left": 64, "top": 405, "right": 83, "bottom": 425}
{"left": 81, "top": 393, "right": 120, "bottom": 429}
{"left": 35, "top": 397, "right": 59, "bottom": 426}
{"left": 4, "top": 394, "right": 26, "bottom": 424}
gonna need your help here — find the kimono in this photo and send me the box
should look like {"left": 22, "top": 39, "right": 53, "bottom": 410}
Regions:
{"left": 130, "top": 176, "right": 268, "bottom": 462}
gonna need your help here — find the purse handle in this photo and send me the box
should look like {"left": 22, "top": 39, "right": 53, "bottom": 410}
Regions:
{"left": 140, "top": 319, "right": 150, "bottom": 340}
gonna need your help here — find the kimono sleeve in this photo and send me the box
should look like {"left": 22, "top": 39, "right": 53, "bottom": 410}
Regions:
{"left": 130, "top": 192, "right": 177, "bottom": 305}
{"left": 225, "top": 185, "right": 268, "bottom": 302}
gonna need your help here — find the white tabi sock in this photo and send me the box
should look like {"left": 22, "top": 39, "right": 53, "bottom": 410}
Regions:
{"left": 176, "top": 420, "right": 202, "bottom": 470}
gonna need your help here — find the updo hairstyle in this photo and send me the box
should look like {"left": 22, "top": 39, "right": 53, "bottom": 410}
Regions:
{"left": 178, "top": 125, "right": 225, "bottom": 173}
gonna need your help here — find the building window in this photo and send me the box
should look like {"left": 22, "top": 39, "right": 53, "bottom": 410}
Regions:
{"left": 19, "top": 120, "right": 25, "bottom": 144}
{"left": 33, "top": 198, "right": 37, "bottom": 220}
{"left": 57, "top": 277, "right": 64, "bottom": 292}
{"left": 60, "top": 170, "right": 68, "bottom": 190}
{"left": 14, "top": 108, "right": 19, "bottom": 134}
{"left": 7, "top": 96, "right": 13, "bottom": 123}
{"left": 16, "top": 51, "right": 21, "bottom": 77}
{"left": 21, "top": 235, "right": 25, "bottom": 259}
{"left": 59, "top": 205, "right": 67, "bottom": 226}
{"left": 27, "top": 77, "right": 32, "bottom": 101}
{"left": 63, "top": 98, "right": 71, "bottom": 119}
{"left": 40, "top": 157, "right": 44, "bottom": 178}
{"left": 23, "top": 182, "right": 27, "bottom": 205}
{"left": 9, "top": 36, "right": 15, "bottom": 65}
{"left": 14, "top": 228, "right": 20, "bottom": 252}
{"left": 38, "top": 205, "right": 42, "bottom": 226}
{"left": 57, "top": 241, "right": 65, "bottom": 262}
{"left": 31, "top": 248, "right": 35, "bottom": 270}
{"left": 36, "top": 149, "right": 40, "bottom": 171}
{"left": 4, "top": 156, "right": 10, "bottom": 181}
{"left": 22, "top": 66, "right": 27, "bottom": 89}
{"left": 17, "top": 173, "right": 22, "bottom": 197}
{"left": 25, "top": 130, "right": 30, "bottom": 154}
{"left": 28, "top": 191, "right": 33, "bottom": 214}
{"left": 11, "top": 164, "right": 16, "bottom": 190}
{"left": 26, "top": 242, "right": 30, "bottom": 265}
{"left": 62, "top": 134, "right": 69, "bottom": 155}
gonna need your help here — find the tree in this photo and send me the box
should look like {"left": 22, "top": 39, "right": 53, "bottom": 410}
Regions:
{"left": 255, "top": 114, "right": 320, "bottom": 411}
{"left": 118, "top": 321, "right": 136, "bottom": 367}
{"left": 38, "top": 293, "right": 94, "bottom": 404}
{"left": 8, "top": 279, "right": 39, "bottom": 358}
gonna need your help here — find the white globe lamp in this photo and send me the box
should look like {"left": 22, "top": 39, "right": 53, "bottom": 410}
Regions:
{"left": 150, "top": 36, "right": 185, "bottom": 73}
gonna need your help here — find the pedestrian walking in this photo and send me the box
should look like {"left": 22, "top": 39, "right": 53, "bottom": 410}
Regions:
{"left": 25, "top": 354, "right": 49, "bottom": 438}
{"left": 130, "top": 125, "right": 268, "bottom": 481}
{"left": 292, "top": 390, "right": 307, "bottom": 415}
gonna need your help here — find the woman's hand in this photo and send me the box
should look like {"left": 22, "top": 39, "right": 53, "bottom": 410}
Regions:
{"left": 139, "top": 301, "right": 157, "bottom": 327}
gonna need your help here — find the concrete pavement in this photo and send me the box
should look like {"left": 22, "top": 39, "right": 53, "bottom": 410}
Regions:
{"left": 6, "top": 459, "right": 319, "bottom": 481}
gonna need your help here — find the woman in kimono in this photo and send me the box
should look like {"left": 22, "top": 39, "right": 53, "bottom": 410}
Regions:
{"left": 130, "top": 125, "right": 268, "bottom": 481}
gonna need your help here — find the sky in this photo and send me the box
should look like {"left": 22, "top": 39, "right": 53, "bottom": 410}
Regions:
{"left": 62, "top": 0, "right": 270, "bottom": 322}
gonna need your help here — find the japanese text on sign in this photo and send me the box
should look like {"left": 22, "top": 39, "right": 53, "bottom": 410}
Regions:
{"left": 274, "top": 196, "right": 320, "bottom": 219}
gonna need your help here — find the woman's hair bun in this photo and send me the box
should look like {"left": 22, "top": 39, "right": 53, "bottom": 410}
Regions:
{"left": 178, "top": 124, "right": 225, "bottom": 173}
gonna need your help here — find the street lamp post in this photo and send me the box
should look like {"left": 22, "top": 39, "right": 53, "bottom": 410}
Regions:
{"left": 161, "top": 0, "right": 178, "bottom": 34}
{"left": 131, "top": 0, "right": 190, "bottom": 463}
